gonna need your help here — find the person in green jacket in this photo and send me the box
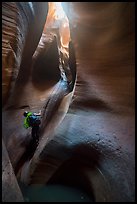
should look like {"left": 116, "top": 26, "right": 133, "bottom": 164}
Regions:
{"left": 23, "top": 110, "right": 41, "bottom": 144}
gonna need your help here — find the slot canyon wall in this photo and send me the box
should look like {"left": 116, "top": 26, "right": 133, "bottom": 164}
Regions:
{"left": 2, "top": 2, "right": 135, "bottom": 202}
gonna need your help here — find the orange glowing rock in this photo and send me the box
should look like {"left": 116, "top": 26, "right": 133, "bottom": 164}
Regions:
{"left": 44, "top": 2, "right": 70, "bottom": 57}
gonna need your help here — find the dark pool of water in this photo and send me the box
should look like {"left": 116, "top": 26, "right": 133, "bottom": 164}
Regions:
{"left": 19, "top": 182, "right": 93, "bottom": 202}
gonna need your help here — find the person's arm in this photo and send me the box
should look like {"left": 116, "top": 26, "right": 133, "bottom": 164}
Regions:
{"left": 34, "top": 110, "right": 41, "bottom": 116}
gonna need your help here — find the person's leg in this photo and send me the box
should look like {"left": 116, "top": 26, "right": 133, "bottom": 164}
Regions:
{"left": 32, "top": 125, "right": 40, "bottom": 145}
{"left": 32, "top": 126, "right": 38, "bottom": 141}
{"left": 32, "top": 127, "right": 35, "bottom": 140}
{"left": 35, "top": 126, "right": 39, "bottom": 143}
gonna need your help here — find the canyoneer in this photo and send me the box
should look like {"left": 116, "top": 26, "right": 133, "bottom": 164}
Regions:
{"left": 23, "top": 110, "right": 41, "bottom": 144}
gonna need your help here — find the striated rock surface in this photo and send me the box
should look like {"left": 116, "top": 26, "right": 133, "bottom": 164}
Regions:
{"left": 2, "top": 2, "right": 49, "bottom": 107}
{"left": 2, "top": 2, "right": 20, "bottom": 105}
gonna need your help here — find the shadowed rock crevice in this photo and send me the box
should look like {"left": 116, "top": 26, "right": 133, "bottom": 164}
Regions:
{"left": 32, "top": 37, "right": 60, "bottom": 90}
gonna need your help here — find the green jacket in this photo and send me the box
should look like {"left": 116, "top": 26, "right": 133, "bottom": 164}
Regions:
{"left": 23, "top": 112, "right": 33, "bottom": 129}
